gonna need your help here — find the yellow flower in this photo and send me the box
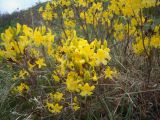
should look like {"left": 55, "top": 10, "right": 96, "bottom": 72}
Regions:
{"left": 46, "top": 103, "right": 63, "bottom": 114}
{"left": 35, "top": 58, "right": 46, "bottom": 68}
{"left": 66, "top": 78, "right": 80, "bottom": 92}
{"left": 34, "top": 29, "right": 43, "bottom": 46}
{"left": 96, "top": 49, "right": 110, "bottom": 65}
{"left": 16, "top": 23, "right": 21, "bottom": 35}
{"left": 84, "top": 70, "right": 90, "bottom": 81}
{"left": 52, "top": 75, "right": 60, "bottom": 82}
{"left": 104, "top": 67, "right": 114, "bottom": 79}
{"left": 23, "top": 24, "right": 33, "bottom": 35}
{"left": 66, "top": 72, "right": 81, "bottom": 92}
{"left": 19, "top": 69, "right": 29, "bottom": 79}
{"left": 45, "top": 2, "right": 52, "bottom": 11}
{"left": 27, "top": 61, "right": 35, "bottom": 71}
{"left": 73, "top": 96, "right": 78, "bottom": 103}
{"left": 79, "top": 83, "right": 95, "bottom": 96}
{"left": 73, "top": 103, "right": 80, "bottom": 111}
{"left": 92, "top": 71, "right": 98, "bottom": 81}
{"left": 132, "top": 37, "right": 150, "bottom": 55}
{"left": 72, "top": 96, "right": 80, "bottom": 111}
{"left": 42, "top": 11, "right": 53, "bottom": 21}
{"left": 50, "top": 92, "right": 64, "bottom": 102}
{"left": 16, "top": 83, "right": 29, "bottom": 94}
{"left": 151, "top": 35, "right": 160, "bottom": 48}
{"left": 38, "top": 6, "right": 43, "bottom": 12}
{"left": 1, "top": 26, "right": 14, "bottom": 41}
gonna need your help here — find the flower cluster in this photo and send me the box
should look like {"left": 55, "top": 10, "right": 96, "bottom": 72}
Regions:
{"left": 39, "top": 0, "right": 160, "bottom": 57}
{"left": 0, "top": 23, "right": 115, "bottom": 114}
{"left": 47, "top": 30, "right": 115, "bottom": 113}
{"left": 109, "top": 0, "right": 160, "bottom": 55}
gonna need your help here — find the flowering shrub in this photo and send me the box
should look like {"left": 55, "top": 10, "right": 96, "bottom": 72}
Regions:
{"left": 0, "top": 0, "right": 159, "bottom": 118}
{"left": 109, "top": 0, "right": 160, "bottom": 55}
{"left": 39, "top": 0, "right": 160, "bottom": 54}
{"left": 0, "top": 23, "right": 115, "bottom": 114}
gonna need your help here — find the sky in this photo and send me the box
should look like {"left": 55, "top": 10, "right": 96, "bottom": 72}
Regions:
{"left": 0, "top": 0, "right": 49, "bottom": 14}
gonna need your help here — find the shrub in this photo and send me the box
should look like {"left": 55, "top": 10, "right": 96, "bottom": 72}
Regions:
{"left": 0, "top": 0, "right": 160, "bottom": 119}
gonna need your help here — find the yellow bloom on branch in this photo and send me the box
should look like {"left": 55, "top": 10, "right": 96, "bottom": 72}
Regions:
{"left": 52, "top": 75, "right": 60, "bottom": 82}
{"left": 66, "top": 78, "right": 80, "bottom": 92}
{"left": 96, "top": 49, "right": 110, "bottom": 65}
{"left": 35, "top": 58, "right": 46, "bottom": 68}
{"left": 50, "top": 92, "right": 64, "bottom": 102}
{"left": 72, "top": 96, "right": 80, "bottom": 111}
{"left": 19, "top": 69, "right": 29, "bottom": 79}
{"left": 79, "top": 83, "right": 95, "bottom": 96}
{"left": 15, "top": 83, "right": 29, "bottom": 94}
{"left": 46, "top": 103, "right": 63, "bottom": 114}
{"left": 104, "top": 67, "right": 114, "bottom": 79}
